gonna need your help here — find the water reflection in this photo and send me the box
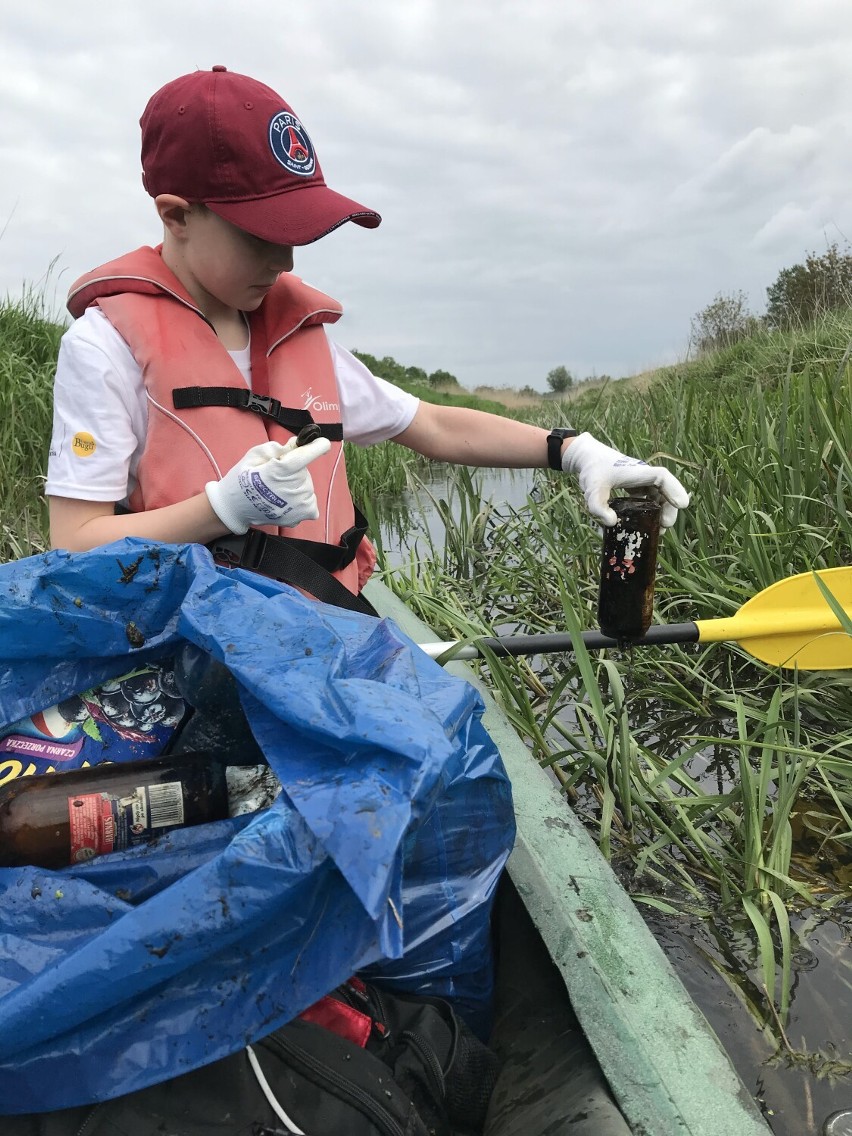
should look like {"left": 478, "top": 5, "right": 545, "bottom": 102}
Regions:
{"left": 376, "top": 465, "right": 537, "bottom": 566}
{"left": 645, "top": 906, "right": 852, "bottom": 1135}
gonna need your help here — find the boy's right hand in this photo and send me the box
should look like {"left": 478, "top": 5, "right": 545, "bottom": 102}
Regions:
{"left": 561, "top": 432, "right": 689, "bottom": 531}
{"left": 205, "top": 436, "right": 332, "bottom": 535}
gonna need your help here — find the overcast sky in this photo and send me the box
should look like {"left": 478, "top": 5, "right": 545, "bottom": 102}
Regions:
{"left": 3, "top": 0, "right": 852, "bottom": 390}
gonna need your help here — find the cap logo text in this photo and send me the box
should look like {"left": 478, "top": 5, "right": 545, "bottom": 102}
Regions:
{"left": 268, "top": 112, "right": 316, "bottom": 177}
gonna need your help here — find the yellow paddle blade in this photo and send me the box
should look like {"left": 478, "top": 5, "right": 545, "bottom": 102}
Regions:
{"left": 694, "top": 567, "right": 852, "bottom": 670}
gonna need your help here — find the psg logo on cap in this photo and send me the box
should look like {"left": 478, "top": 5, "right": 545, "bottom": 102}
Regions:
{"left": 268, "top": 111, "right": 316, "bottom": 177}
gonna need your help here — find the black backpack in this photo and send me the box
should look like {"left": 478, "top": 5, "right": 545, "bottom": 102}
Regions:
{"left": 7, "top": 979, "right": 500, "bottom": 1136}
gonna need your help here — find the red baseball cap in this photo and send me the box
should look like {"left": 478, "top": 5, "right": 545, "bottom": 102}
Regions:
{"left": 140, "top": 66, "right": 381, "bottom": 246}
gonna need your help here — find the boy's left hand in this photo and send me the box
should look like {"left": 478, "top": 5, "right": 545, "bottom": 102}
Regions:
{"left": 205, "top": 436, "right": 331, "bottom": 534}
{"left": 561, "top": 432, "right": 690, "bottom": 531}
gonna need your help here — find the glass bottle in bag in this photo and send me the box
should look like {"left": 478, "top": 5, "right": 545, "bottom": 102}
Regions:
{"left": 0, "top": 752, "right": 230, "bottom": 870}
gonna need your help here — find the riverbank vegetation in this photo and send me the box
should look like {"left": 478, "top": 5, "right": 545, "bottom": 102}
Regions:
{"left": 372, "top": 312, "right": 852, "bottom": 1131}
{"left": 0, "top": 289, "right": 60, "bottom": 561}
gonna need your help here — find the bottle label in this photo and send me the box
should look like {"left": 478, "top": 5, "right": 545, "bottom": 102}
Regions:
{"left": 67, "top": 782, "right": 186, "bottom": 863}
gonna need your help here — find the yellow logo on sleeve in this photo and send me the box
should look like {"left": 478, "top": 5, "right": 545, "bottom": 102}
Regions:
{"left": 71, "top": 431, "right": 97, "bottom": 458}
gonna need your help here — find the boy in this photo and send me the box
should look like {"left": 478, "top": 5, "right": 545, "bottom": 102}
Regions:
{"left": 46, "top": 66, "right": 689, "bottom": 604}
{"left": 33, "top": 68, "right": 692, "bottom": 1124}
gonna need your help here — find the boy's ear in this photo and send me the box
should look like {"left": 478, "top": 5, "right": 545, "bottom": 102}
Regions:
{"left": 155, "top": 194, "right": 193, "bottom": 236}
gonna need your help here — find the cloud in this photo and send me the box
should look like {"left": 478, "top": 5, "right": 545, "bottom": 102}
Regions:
{"left": 4, "top": 0, "right": 852, "bottom": 388}
{"left": 670, "top": 126, "right": 822, "bottom": 214}
{"left": 751, "top": 202, "right": 824, "bottom": 252}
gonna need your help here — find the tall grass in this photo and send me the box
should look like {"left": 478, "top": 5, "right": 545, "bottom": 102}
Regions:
{"left": 0, "top": 288, "right": 63, "bottom": 560}
{"left": 379, "top": 313, "right": 852, "bottom": 1051}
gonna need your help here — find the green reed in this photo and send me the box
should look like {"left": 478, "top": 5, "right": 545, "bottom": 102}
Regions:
{"left": 344, "top": 439, "right": 423, "bottom": 503}
{"left": 376, "top": 323, "right": 852, "bottom": 1040}
{"left": 0, "top": 288, "right": 63, "bottom": 560}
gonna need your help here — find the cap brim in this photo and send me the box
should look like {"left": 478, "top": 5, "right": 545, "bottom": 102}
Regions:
{"left": 206, "top": 183, "right": 381, "bottom": 246}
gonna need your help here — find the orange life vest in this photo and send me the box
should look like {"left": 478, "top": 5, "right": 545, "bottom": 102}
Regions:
{"left": 67, "top": 246, "right": 376, "bottom": 596}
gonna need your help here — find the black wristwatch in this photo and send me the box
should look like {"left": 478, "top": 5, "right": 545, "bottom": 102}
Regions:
{"left": 546, "top": 428, "right": 579, "bottom": 470}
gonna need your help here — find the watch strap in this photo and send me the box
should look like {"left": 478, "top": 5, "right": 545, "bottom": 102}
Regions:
{"left": 547, "top": 428, "right": 579, "bottom": 470}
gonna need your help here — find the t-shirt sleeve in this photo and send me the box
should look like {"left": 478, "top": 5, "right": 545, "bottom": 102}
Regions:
{"left": 45, "top": 308, "right": 145, "bottom": 502}
{"left": 330, "top": 341, "right": 420, "bottom": 446}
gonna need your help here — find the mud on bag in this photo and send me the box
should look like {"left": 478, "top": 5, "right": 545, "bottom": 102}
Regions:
{"left": 0, "top": 540, "right": 513, "bottom": 1114}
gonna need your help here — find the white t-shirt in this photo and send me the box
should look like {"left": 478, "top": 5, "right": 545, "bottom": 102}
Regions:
{"left": 46, "top": 306, "right": 420, "bottom": 503}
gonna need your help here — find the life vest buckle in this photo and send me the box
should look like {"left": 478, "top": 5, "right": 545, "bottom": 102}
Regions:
{"left": 244, "top": 392, "right": 283, "bottom": 420}
{"left": 207, "top": 538, "right": 243, "bottom": 568}
{"left": 238, "top": 528, "right": 269, "bottom": 571}
{"left": 209, "top": 530, "right": 268, "bottom": 572}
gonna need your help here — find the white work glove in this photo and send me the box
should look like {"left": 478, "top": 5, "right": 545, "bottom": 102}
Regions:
{"left": 561, "top": 431, "right": 690, "bottom": 531}
{"left": 205, "top": 436, "right": 331, "bottom": 535}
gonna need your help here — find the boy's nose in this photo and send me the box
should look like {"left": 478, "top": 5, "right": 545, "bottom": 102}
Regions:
{"left": 270, "top": 245, "right": 294, "bottom": 273}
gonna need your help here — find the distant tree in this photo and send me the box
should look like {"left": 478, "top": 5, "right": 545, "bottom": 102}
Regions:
{"left": 546, "top": 365, "right": 573, "bottom": 394}
{"left": 519, "top": 385, "right": 540, "bottom": 399}
{"left": 352, "top": 349, "right": 381, "bottom": 372}
{"left": 404, "top": 365, "right": 428, "bottom": 386}
{"left": 428, "top": 368, "right": 460, "bottom": 388}
{"left": 352, "top": 351, "right": 406, "bottom": 385}
{"left": 352, "top": 351, "right": 421, "bottom": 388}
{"left": 351, "top": 352, "right": 461, "bottom": 391}
{"left": 690, "top": 291, "right": 758, "bottom": 355}
{"left": 765, "top": 242, "right": 852, "bottom": 329}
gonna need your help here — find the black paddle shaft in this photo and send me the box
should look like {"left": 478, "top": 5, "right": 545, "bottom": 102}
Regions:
{"left": 473, "top": 622, "right": 701, "bottom": 657}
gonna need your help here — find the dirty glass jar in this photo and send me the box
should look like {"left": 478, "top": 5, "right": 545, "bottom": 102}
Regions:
{"left": 597, "top": 496, "right": 662, "bottom": 642}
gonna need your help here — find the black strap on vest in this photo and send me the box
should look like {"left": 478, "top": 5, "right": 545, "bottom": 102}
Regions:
{"left": 208, "top": 507, "right": 377, "bottom": 617}
{"left": 172, "top": 387, "right": 344, "bottom": 442}
{"left": 115, "top": 515, "right": 376, "bottom": 616}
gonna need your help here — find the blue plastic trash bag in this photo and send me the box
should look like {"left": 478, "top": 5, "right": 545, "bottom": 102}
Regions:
{"left": 0, "top": 540, "right": 514, "bottom": 1113}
